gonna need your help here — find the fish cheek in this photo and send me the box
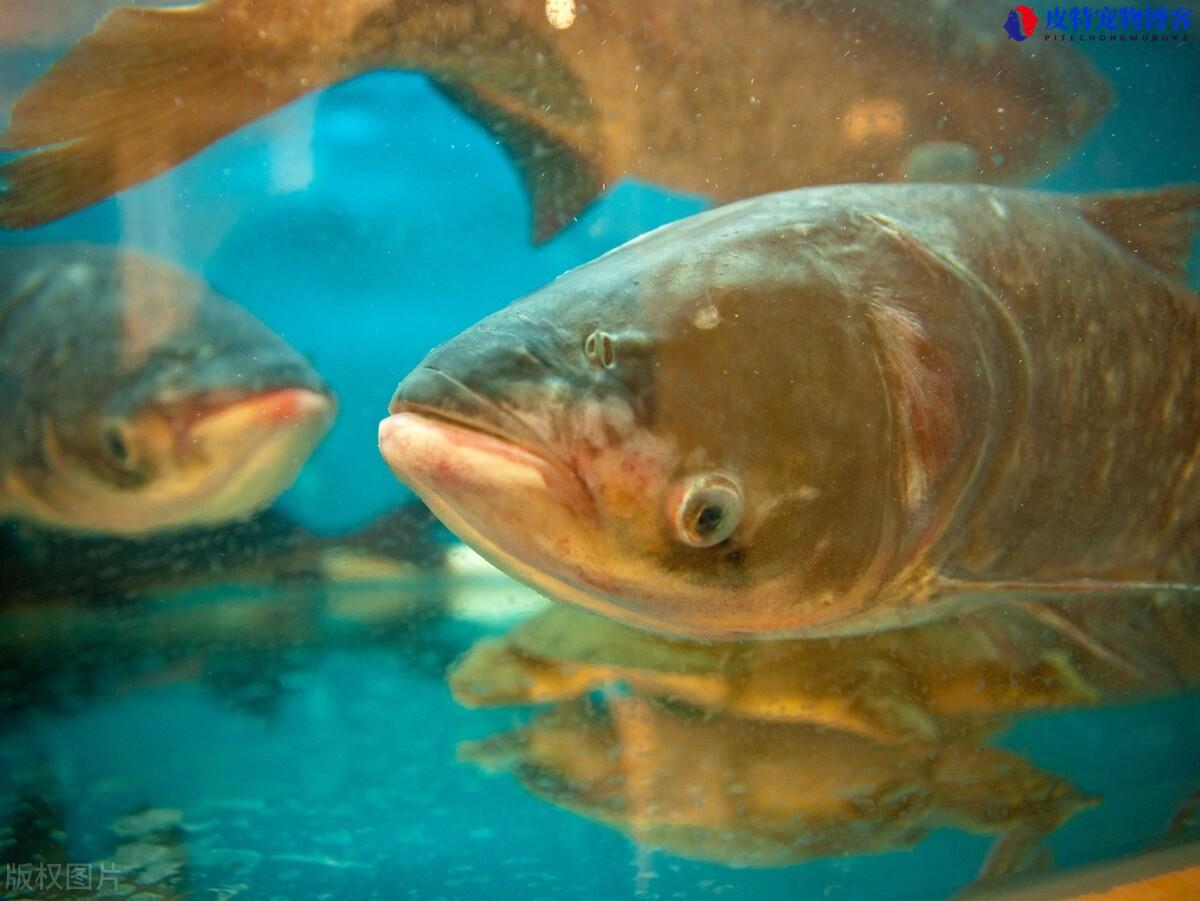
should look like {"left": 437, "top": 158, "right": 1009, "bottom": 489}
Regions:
{"left": 728, "top": 299, "right": 895, "bottom": 602}
{"left": 654, "top": 539, "right": 752, "bottom": 593}
{"left": 748, "top": 483, "right": 884, "bottom": 598}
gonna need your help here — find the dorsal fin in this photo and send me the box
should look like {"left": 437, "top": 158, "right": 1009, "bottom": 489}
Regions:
{"left": 1078, "top": 186, "right": 1200, "bottom": 281}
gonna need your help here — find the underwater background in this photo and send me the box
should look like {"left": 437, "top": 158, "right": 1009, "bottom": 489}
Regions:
{"left": 1, "top": 7, "right": 1200, "bottom": 900}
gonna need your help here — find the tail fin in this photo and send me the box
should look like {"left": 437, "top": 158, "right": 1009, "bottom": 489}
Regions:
{"left": 0, "top": 1, "right": 322, "bottom": 229}
{"left": 1079, "top": 185, "right": 1200, "bottom": 282}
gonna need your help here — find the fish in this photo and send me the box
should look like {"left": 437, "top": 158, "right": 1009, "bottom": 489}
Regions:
{"left": 461, "top": 695, "right": 1095, "bottom": 875}
{"left": 378, "top": 183, "right": 1200, "bottom": 639}
{"left": 448, "top": 598, "right": 1200, "bottom": 742}
{"left": 0, "top": 243, "right": 335, "bottom": 535}
{"left": 0, "top": 0, "right": 1111, "bottom": 238}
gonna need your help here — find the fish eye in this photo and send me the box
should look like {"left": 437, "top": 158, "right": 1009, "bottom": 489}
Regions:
{"left": 583, "top": 329, "right": 616, "bottom": 369}
{"left": 100, "top": 420, "right": 137, "bottom": 469}
{"left": 673, "top": 474, "right": 743, "bottom": 548}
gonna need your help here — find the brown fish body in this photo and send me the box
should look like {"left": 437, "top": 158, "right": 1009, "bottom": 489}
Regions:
{"left": 847, "top": 188, "right": 1200, "bottom": 625}
{"left": 0, "top": 0, "right": 1110, "bottom": 236}
{"left": 380, "top": 184, "right": 1200, "bottom": 638}
{"left": 532, "top": 0, "right": 1106, "bottom": 196}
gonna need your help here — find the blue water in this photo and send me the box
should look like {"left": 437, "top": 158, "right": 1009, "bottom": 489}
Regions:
{"left": 4, "top": 624, "right": 1200, "bottom": 899}
{"left": 1, "top": 20, "right": 1199, "bottom": 901}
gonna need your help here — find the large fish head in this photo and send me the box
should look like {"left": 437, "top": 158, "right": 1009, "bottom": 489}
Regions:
{"left": 8, "top": 250, "right": 335, "bottom": 534}
{"left": 380, "top": 202, "right": 903, "bottom": 638}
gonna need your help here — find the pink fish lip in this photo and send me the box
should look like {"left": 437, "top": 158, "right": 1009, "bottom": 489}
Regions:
{"left": 381, "top": 401, "right": 596, "bottom": 518}
{"left": 387, "top": 365, "right": 594, "bottom": 506}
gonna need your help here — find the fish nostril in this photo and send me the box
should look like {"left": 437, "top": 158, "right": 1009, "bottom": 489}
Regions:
{"left": 583, "top": 329, "right": 616, "bottom": 369}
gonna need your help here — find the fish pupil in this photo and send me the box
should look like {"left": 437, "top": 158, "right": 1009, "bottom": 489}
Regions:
{"left": 694, "top": 504, "right": 724, "bottom": 534}
{"left": 103, "top": 426, "right": 129, "bottom": 463}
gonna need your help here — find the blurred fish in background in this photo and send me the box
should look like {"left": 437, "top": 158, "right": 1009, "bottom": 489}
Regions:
{"left": 0, "top": 0, "right": 1111, "bottom": 237}
{"left": 0, "top": 243, "right": 335, "bottom": 535}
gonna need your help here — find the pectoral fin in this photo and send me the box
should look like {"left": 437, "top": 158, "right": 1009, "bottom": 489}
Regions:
{"left": 934, "top": 574, "right": 1200, "bottom": 601}
{"left": 928, "top": 575, "right": 1197, "bottom": 686}
{"left": 1019, "top": 599, "right": 1187, "bottom": 689}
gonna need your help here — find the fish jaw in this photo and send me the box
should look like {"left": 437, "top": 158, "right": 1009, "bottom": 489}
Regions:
{"left": 377, "top": 404, "right": 704, "bottom": 623}
{"left": 382, "top": 363, "right": 596, "bottom": 526}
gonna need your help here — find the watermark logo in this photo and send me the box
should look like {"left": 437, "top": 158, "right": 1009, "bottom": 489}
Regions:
{"left": 4, "top": 861, "right": 124, "bottom": 894}
{"left": 1012, "top": 6, "right": 1194, "bottom": 41}
{"left": 1005, "top": 5, "right": 1041, "bottom": 40}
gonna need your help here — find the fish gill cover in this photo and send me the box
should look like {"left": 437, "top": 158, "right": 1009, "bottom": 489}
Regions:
{"left": 1005, "top": 5, "right": 1041, "bottom": 40}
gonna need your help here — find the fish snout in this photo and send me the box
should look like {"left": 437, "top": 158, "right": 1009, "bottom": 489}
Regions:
{"left": 388, "top": 364, "right": 553, "bottom": 457}
{"left": 392, "top": 324, "right": 562, "bottom": 413}
{"left": 390, "top": 366, "right": 480, "bottom": 417}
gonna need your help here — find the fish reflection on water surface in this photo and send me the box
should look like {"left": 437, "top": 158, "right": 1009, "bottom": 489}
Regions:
{"left": 380, "top": 183, "right": 1200, "bottom": 639}
{"left": 0, "top": 0, "right": 1109, "bottom": 236}
{"left": 0, "top": 244, "right": 334, "bottom": 535}
{"left": 460, "top": 695, "right": 1095, "bottom": 876}
{"left": 449, "top": 598, "right": 1200, "bottom": 744}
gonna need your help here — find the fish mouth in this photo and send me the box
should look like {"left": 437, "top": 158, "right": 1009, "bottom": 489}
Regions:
{"left": 381, "top": 367, "right": 592, "bottom": 515}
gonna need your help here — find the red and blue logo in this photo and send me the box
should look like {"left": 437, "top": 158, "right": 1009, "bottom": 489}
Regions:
{"left": 1004, "top": 5, "right": 1041, "bottom": 40}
